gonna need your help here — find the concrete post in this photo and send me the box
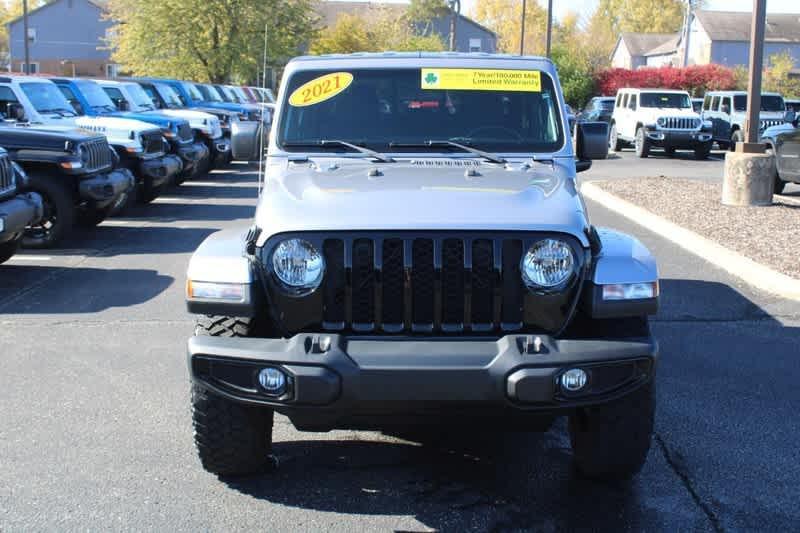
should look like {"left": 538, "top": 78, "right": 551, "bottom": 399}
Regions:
{"left": 722, "top": 152, "right": 775, "bottom": 206}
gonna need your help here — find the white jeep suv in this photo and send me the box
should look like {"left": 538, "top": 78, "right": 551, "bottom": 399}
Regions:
{"left": 609, "top": 88, "right": 713, "bottom": 159}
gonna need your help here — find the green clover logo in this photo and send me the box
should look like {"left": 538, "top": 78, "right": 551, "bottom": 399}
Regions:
{"left": 424, "top": 72, "right": 438, "bottom": 85}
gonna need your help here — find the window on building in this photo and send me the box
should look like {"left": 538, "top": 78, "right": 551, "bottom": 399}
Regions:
{"left": 469, "top": 38, "right": 482, "bottom": 53}
{"left": 105, "top": 64, "right": 120, "bottom": 78}
{"left": 19, "top": 62, "right": 39, "bottom": 74}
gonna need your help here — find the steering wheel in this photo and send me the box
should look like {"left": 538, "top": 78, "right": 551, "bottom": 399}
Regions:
{"left": 465, "top": 126, "right": 523, "bottom": 140}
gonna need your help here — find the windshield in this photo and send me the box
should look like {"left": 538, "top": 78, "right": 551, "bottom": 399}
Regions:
{"left": 733, "top": 94, "right": 785, "bottom": 112}
{"left": 233, "top": 86, "right": 253, "bottom": 103}
{"left": 218, "top": 86, "right": 238, "bottom": 103}
{"left": 156, "top": 83, "right": 184, "bottom": 107}
{"left": 20, "top": 82, "right": 76, "bottom": 115}
{"left": 640, "top": 92, "right": 691, "bottom": 109}
{"left": 196, "top": 84, "right": 223, "bottom": 102}
{"left": 278, "top": 68, "right": 565, "bottom": 154}
{"left": 126, "top": 83, "right": 156, "bottom": 109}
{"left": 598, "top": 99, "right": 614, "bottom": 110}
{"left": 77, "top": 82, "right": 117, "bottom": 112}
{"left": 180, "top": 82, "right": 203, "bottom": 103}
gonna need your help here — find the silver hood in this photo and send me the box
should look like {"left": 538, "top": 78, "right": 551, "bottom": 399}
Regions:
{"left": 254, "top": 157, "right": 590, "bottom": 247}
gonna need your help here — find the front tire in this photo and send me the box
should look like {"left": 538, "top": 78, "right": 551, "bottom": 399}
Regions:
{"left": 192, "top": 315, "right": 275, "bottom": 476}
{"left": 0, "top": 238, "right": 20, "bottom": 265}
{"left": 766, "top": 147, "right": 787, "bottom": 194}
{"left": 694, "top": 143, "right": 711, "bottom": 160}
{"left": 729, "top": 129, "right": 744, "bottom": 151}
{"left": 22, "top": 175, "right": 74, "bottom": 249}
{"left": 76, "top": 205, "right": 113, "bottom": 227}
{"left": 635, "top": 127, "right": 650, "bottom": 158}
{"left": 569, "top": 380, "right": 655, "bottom": 481}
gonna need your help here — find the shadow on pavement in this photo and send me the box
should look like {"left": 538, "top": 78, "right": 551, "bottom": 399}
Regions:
{"left": 0, "top": 265, "right": 173, "bottom": 313}
{"left": 66, "top": 226, "right": 219, "bottom": 256}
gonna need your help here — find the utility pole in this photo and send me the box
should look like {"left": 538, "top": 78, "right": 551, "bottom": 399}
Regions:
{"left": 22, "top": 0, "right": 30, "bottom": 74}
{"left": 545, "top": 0, "right": 553, "bottom": 57}
{"left": 519, "top": 0, "right": 526, "bottom": 55}
{"left": 448, "top": 0, "right": 460, "bottom": 52}
{"left": 682, "top": 0, "right": 693, "bottom": 67}
{"left": 743, "top": 0, "right": 767, "bottom": 147}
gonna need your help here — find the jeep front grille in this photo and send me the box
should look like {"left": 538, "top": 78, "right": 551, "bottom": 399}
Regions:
{"left": 261, "top": 232, "right": 584, "bottom": 335}
{"left": 142, "top": 131, "right": 164, "bottom": 155}
{"left": 0, "top": 156, "right": 14, "bottom": 196}
{"left": 82, "top": 139, "right": 113, "bottom": 171}
{"left": 178, "top": 122, "right": 193, "bottom": 142}
{"left": 760, "top": 119, "right": 783, "bottom": 130}
{"left": 661, "top": 117, "right": 700, "bottom": 130}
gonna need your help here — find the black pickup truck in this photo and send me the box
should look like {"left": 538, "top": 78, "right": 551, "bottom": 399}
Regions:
{"left": 0, "top": 147, "right": 43, "bottom": 263}
{"left": 0, "top": 125, "right": 134, "bottom": 248}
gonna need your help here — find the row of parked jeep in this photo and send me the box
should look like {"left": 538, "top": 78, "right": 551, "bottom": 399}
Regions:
{"left": 0, "top": 76, "right": 273, "bottom": 265}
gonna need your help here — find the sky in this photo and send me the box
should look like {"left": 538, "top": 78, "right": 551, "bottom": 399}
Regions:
{"left": 454, "top": 0, "right": 800, "bottom": 21}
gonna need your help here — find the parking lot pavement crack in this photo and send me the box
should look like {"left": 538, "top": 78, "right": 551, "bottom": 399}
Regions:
{"left": 655, "top": 433, "right": 724, "bottom": 533}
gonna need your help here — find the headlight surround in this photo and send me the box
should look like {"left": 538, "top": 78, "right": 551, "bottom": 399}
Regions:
{"left": 77, "top": 145, "right": 90, "bottom": 164}
{"left": 521, "top": 239, "right": 576, "bottom": 289}
{"left": 10, "top": 161, "right": 26, "bottom": 186}
{"left": 656, "top": 117, "right": 666, "bottom": 127}
{"left": 270, "top": 238, "right": 325, "bottom": 295}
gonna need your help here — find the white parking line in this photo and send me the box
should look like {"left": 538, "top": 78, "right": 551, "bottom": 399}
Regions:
{"left": 8, "top": 255, "right": 52, "bottom": 261}
{"left": 100, "top": 220, "right": 131, "bottom": 226}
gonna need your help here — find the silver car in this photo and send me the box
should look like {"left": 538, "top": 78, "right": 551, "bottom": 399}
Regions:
{"left": 184, "top": 53, "right": 660, "bottom": 481}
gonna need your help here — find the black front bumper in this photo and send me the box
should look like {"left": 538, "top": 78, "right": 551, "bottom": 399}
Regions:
{"left": 174, "top": 141, "right": 210, "bottom": 173}
{"left": 188, "top": 334, "right": 657, "bottom": 430}
{"left": 137, "top": 154, "right": 183, "bottom": 188}
{"left": 645, "top": 128, "right": 712, "bottom": 149}
{"left": 78, "top": 169, "right": 135, "bottom": 208}
{"left": 0, "top": 192, "right": 43, "bottom": 242}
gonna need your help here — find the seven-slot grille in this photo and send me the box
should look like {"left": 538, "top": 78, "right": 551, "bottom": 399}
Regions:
{"left": 178, "top": 122, "right": 193, "bottom": 142}
{"left": 81, "top": 139, "right": 113, "bottom": 171}
{"left": 661, "top": 117, "right": 700, "bottom": 130}
{"left": 0, "top": 155, "right": 14, "bottom": 196}
{"left": 319, "top": 235, "right": 532, "bottom": 334}
{"left": 142, "top": 131, "right": 165, "bottom": 154}
{"left": 760, "top": 119, "right": 783, "bottom": 130}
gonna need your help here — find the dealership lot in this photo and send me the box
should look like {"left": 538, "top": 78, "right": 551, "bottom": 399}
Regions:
{"left": 1, "top": 160, "right": 799, "bottom": 531}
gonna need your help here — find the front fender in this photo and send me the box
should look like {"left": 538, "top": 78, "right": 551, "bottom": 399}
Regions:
{"left": 186, "top": 226, "right": 258, "bottom": 316}
{"left": 230, "top": 120, "right": 266, "bottom": 161}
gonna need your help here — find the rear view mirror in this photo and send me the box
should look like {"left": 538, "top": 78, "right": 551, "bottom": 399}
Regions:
{"left": 575, "top": 121, "right": 609, "bottom": 169}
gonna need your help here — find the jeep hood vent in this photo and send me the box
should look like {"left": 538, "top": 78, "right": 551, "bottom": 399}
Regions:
{"left": 409, "top": 159, "right": 481, "bottom": 167}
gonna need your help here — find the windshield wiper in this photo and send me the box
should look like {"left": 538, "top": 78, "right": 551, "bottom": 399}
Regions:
{"left": 283, "top": 139, "right": 395, "bottom": 163}
{"left": 38, "top": 108, "right": 74, "bottom": 117}
{"left": 389, "top": 140, "right": 507, "bottom": 164}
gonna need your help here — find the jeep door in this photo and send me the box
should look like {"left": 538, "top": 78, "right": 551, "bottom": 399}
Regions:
{"left": 622, "top": 93, "right": 638, "bottom": 139}
{"left": 614, "top": 92, "right": 632, "bottom": 139}
{"left": 718, "top": 96, "right": 733, "bottom": 140}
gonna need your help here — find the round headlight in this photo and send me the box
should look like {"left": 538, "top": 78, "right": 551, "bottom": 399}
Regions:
{"left": 271, "top": 238, "right": 325, "bottom": 294}
{"left": 657, "top": 117, "right": 666, "bottom": 127}
{"left": 521, "top": 239, "right": 576, "bottom": 289}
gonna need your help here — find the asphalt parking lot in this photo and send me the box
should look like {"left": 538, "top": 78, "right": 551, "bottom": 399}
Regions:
{"left": 1, "top": 159, "right": 799, "bottom": 531}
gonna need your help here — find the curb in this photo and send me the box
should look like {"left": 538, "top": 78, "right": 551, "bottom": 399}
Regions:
{"left": 581, "top": 181, "right": 800, "bottom": 302}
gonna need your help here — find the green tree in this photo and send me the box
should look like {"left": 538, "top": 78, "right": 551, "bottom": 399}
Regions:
{"left": 106, "top": 0, "right": 317, "bottom": 83}
{"left": 763, "top": 51, "right": 800, "bottom": 98}
{"left": 406, "top": 0, "right": 449, "bottom": 36}
{"left": 310, "top": 8, "right": 445, "bottom": 54}
{"left": 551, "top": 45, "right": 594, "bottom": 108}
{"left": 471, "top": 0, "right": 547, "bottom": 55}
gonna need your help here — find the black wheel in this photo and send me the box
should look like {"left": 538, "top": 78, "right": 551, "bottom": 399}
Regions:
{"left": 608, "top": 123, "right": 622, "bottom": 152}
{"left": 729, "top": 129, "right": 744, "bottom": 151}
{"left": 76, "top": 205, "right": 113, "bottom": 227}
{"left": 694, "top": 143, "right": 711, "bottom": 160}
{"left": 137, "top": 180, "right": 166, "bottom": 204}
{"left": 192, "top": 315, "right": 275, "bottom": 476}
{"left": 22, "top": 175, "right": 74, "bottom": 249}
{"left": 0, "top": 238, "right": 20, "bottom": 265}
{"left": 665, "top": 147, "right": 676, "bottom": 157}
{"left": 766, "top": 147, "right": 787, "bottom": 194}
{"left": 569, "top": 380, "right": 655, "bottom": 481}
{"left": 634, "top": 127, "right": 650, "bottom": 158}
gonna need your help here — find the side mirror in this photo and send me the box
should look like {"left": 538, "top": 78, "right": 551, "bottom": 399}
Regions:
{"left": 784, "top": 110, "right": 796, "bottom": 124}
{"left": 575, "top": 121, "right": 609, "bottom": 171}
{"left": 118, "top": 99, "right": 130, "bottom": 111}
{"left": 151, "top": 98, "right": 162, "bottom": 109}
{"left": 8, "top": 103, "right": 26, "bottom": 122}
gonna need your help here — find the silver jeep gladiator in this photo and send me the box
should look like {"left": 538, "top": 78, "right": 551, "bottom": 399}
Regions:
{"left": 185, "top": 53, "right": 660, "bottom": 481}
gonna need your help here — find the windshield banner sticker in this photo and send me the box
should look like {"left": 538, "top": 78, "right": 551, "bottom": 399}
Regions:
{"left": 289, "top": 72, "right": 354, "bottom": 107}
{"left": 421, "top": 69, "right": 541, "bottom": 92}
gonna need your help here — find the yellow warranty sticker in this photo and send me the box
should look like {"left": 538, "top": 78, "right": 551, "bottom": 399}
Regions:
{"left": 289, "top": 72, "right": 354, "bottom": 107}
{"left": 421, "top": 69, "right": 541, "bottom": 92}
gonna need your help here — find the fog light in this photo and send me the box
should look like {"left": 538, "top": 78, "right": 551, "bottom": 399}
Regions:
{"left": 560, "top": 368, "right": 588, "bottom": 392}
{"left": 258, "top": 368, "right": 287, "bottom": 395}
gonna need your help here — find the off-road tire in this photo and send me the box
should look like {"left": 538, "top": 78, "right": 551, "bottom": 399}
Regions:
{"left": 569, "top": 380, "right": 655, "bottom": 481}
{"left": 137, "top": 181, "right": 166, "bottom": 204}
{"left": 634, "top": 127, "right": 650, "bottom": 158}
{"left": 665, "top": 147, "right": 676, "bottom": 157}
{"left": 729, "top": 129, "right": 744, "bottom": 151}
{"left": 608, "top": 123, "right": 622, "bottom": 152}
{"left": 0, "top": 239, "right": 20, "bottom": 265}
{"left": 191, "top": 384, "right": 274, "bottom": 476}
{"left": 694, "top": 143, "right": 711, "bottom": 160}
{"left": 192, "top": 315, "right": 275, "bottom": 476}
{"left": 22, "top": 174, "right": 74, "bottom": 249}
